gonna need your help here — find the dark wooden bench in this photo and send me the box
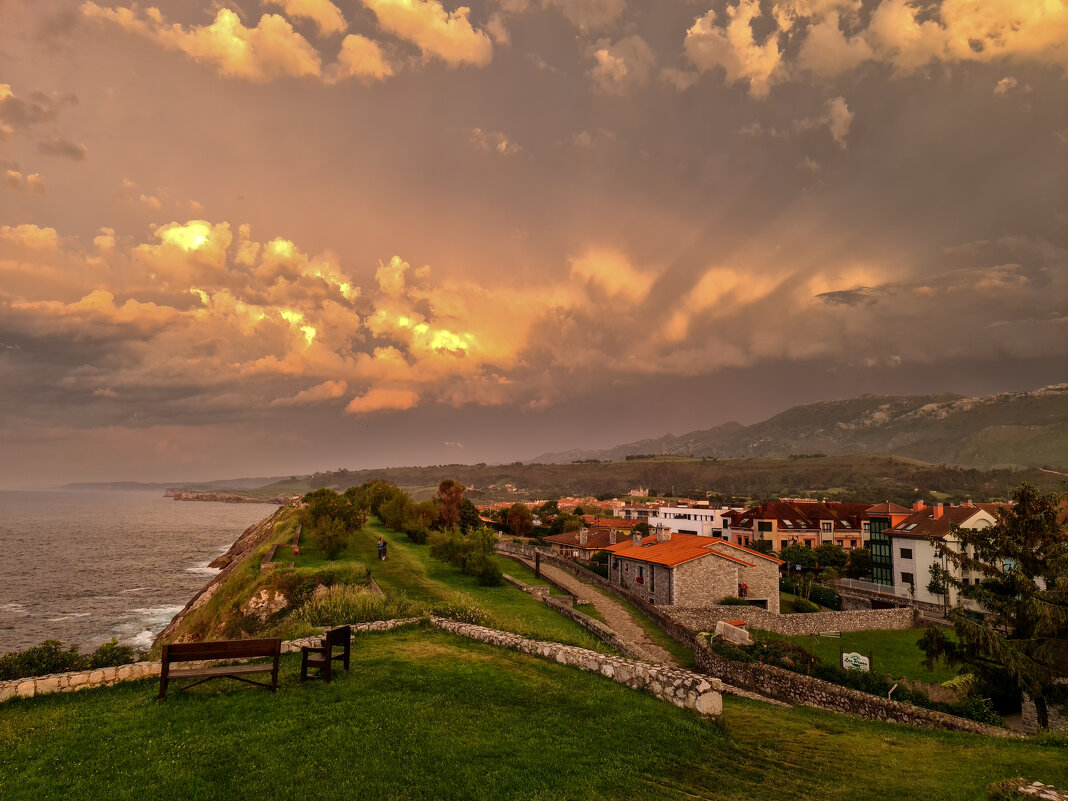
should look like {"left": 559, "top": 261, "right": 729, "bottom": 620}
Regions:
{"left": 159, "top": 638, "right": 281, "bottom": 699}
{"left": 300, "top": 625, "right": 351, "bottom": 683}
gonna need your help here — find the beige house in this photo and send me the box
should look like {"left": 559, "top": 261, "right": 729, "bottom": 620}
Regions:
{"left": 604, "top": 530, "right": 782, "bottom": 612}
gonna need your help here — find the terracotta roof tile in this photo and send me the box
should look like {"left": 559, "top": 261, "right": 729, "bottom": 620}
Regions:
{"left": 604, "top": 533, "right": 757, "bottom": 568}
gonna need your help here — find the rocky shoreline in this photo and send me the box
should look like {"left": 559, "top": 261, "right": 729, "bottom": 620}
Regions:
{"left": 153, "top": 505, "right": 291, "bottom": 646}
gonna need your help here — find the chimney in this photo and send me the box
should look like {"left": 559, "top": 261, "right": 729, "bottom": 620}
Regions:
{"left": 656, "top": 524, "right": 671, "bottom": 543}
{"left": 932, "top": 503, "right": 943, "bottom": 519}
{"left": 578, "top": 528, "right": 588, "bottom": 546}
{"left": 963, "top": 499, "right": 973, "bottom": 508}
{"left": 632, "top": 532, "right": 642, "bottom": 547}
{"left": 912, "top": 501, "right": 926, "bottom": 512}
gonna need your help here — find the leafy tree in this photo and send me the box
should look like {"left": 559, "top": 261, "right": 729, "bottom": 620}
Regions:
{"left": 814, "top": 543, "right": 847, "bottom": 569}
{"left": 458, "top": 498, "right": 481, "bottom": 533}
{"left": 844, "top": 546, "right": 872, "bottom": 579}
{"left": 779, "top": 544, "right": 818, "bottom": 569}
{"left": 437, "top": 479, "right": 465, "bottom": 529}
{"left": 312, "top": 516, "right": 349, "bottom": 560}
{"left": 536, "top": 499, "right": 560, "bottom": 518}
{"left": 919, "top": 483, "right": 1068, "bottom": 729}
{"left": 547, "top": 513, "right": 582, "bottom": 537}
{"left": 927, "top": 562, "right": 949, "bottom": 598}
{"left": 506, "top": 503, "right": 533, "bottom": 538}
{"left": 379, "top": 493, "right": 414, "bottom": 532}
{"left": 750, "top": 539, "right": 774, "bottom": 555}
{"left": 633, "top": 522, "right": 651, "bottom": 537}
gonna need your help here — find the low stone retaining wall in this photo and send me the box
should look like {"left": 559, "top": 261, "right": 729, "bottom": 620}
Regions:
{"left": 432, "top": 617, "right": 722, "bottom": 716}
{"left": 694, "top": 639, "right": 1015, "bottom": 737}
{"left": 668, "top": 605, "right": 917, "bottom": 636}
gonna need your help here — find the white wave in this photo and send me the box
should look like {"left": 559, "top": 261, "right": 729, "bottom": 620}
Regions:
{"left": 0, "top": 602, "right": 28, "bottom": 615}
{"left": 46, "top": 612, "right": 92, "bottom": 622}
{"left": 186, "top": 565, "right": 220, "bottom": 576}
{"left": 127, "top": 629, "right": 157, "bottom": 651}
{"left": 121, "top": 587, "right": 148, "bottom": 594}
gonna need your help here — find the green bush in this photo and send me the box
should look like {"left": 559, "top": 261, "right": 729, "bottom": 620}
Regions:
{"left": 461, "top": 551, "right": 503, "bottom": 586}
{"left": 719, "top": 596, "right": 751, "bottom": 606}
{"left": 405, "top": 522, "right": 429, "bottom": 545}
{"left": 0, "top": 638, "right": 137, "bottom": 681}
{"left": 792, "top": 597, "right": 821, "bottom": 613}
{"left": 807, "top": 585, "right": 842, "bottom": 610}
{"left": 297, "top": 586, "right": 423, "bottom": 626}
{"left": 428, "top": 591, "right": 489, "bottom": 625}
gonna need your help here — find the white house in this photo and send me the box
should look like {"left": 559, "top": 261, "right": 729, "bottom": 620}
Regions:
{"left": 616, "top": 501, "right": 740, "bottom": 538}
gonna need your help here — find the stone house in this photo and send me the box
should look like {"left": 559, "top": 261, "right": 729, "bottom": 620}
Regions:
{"left": 604, "top": 530, "right": 782, "bottom": 612}
{"left": 543, "top": 525, "right": 635, "bottom": 560}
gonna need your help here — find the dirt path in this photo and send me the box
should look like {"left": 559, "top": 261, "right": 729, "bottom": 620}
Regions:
{"left": 523, "top": 560, "right": 681, "bottom": 666}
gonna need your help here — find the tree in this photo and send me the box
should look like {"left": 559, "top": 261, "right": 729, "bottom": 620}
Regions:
{"left": 927, "top": 562, "right": 949, "bottom": 598}
{"left": 750, "top": 539, "right": 774, "bottom": 555}
{"left": 634, "top": 522, "right": 651, "bottom": 537}
{"left": 437, "top": 479, "right": 465, "bottom": 529}
{"left": 458, "top": 498, "right": 481, "bottom": 533}
{"left": 312, "top": 516, "right": 349, "bottom": 560}
{"left": 506, "top": 503, "right": 533, "bottom": 538}
{"left": 778, "top": 544, "right": 818, "bottom": 570}
{"left": 814, "top": 543, "right": 847, "bottom": 570}
{"left": 844, "top": 546, "right": 872, "bottom": 579}
{"left": 920, "top": 483, "right": 1068, "bottom": 729}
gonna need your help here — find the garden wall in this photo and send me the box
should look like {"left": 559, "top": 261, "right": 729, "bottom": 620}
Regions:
{"left": 694, "top": 640, "right": 1014, "bottom": 738}
{"left": 432, "top": 617, "right": 722, "bottom": 716}
{"left": 668, "top": 606, "right": 917, "bottom": 636}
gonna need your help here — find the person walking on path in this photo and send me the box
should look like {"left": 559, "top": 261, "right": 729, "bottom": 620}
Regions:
{"left": 377, "top": 537, "right": 387, "bottom": 561}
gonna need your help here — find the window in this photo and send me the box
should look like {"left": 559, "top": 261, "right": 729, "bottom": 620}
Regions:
{"left": 901, "top": 572, "right": 914, "bottom": 585}
{"left": 612, "top": 559, "right": 619, "bottom": 570}
{"left": 862, "top": 521, "right": 870, "bottom": 533}
{"left": 821, "top": 522, "right": 832, "bottom": 532}
{"left": 836, "top": 539, "right": 843, "bottom": 546}
{"left": 758, "top": 521, "right": 773, "bottom": 532}
{"left": 637, "top": 565, "right": 644, "bottom": 585}
{"left": 900, "top": 548, "right": 913, "bottom": 559}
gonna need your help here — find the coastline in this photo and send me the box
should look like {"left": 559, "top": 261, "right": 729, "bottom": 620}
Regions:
{"left": 153, "top": 504, "right": 290, "bottom": 646}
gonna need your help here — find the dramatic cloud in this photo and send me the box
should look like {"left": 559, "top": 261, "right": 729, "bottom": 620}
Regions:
{"left": 587, "top": 35, "right": 655, "bottom": 96}
{"left": 326, "top": 34, "right": 393, "bottom": 82}
{"left": 362, "top": 0, "right": 493, "bottom": 67}
{"left": 345, "top": 387, "right": 419, "bottom": 414}
{"left": 263, "top": 0, "right": 348, "bottom": 36}
{"left": 81, "top": 5, "right": 323, "bottom": 81}
{"left": 685, "top": 1, "right": 784, "bottom": 98}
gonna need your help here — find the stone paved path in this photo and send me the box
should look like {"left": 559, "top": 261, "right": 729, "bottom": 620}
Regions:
{"left": 520, "top": 559, "right": 681, "bottom": 666}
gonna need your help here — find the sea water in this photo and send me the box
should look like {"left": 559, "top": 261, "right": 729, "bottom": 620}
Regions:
{"left": 0, "top": 490, "right": 277, "bottom": 655}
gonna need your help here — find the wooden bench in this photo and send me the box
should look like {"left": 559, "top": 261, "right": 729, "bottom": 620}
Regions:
{"left": 159, "top": 638, "right": 281, "bottom": 699}
{"left": 300, "top": 625, "right": 351, "bottom": 683}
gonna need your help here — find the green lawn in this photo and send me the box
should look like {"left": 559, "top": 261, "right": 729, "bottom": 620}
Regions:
{"left": 344, "top": 520, "right": 609, "bottom": 651}
{"left": 753, "top": 628, "right": 960, "bottom": 684}
{"left": 2, "top": 628, "right": 1064, "bottom": 801}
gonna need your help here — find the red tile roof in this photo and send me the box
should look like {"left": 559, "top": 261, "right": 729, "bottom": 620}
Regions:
{"left": 888, "top": 504, "right": 1006, "bottom": 539}
{"left": 865, "top": 502, "right": 912, "bottom": 516}
{"left": 604, "top": 533, "right": 755, "bottom": 568}
{"left": 542, "top": 527, "right": 625, "bottom": 550}
{"left": 707, "top": 539, "right": 784, "bottom": 564}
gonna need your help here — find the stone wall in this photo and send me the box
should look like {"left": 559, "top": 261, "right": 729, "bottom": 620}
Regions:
{"left": 431, "top": 617, "right": 722, "bottom": 717}
{"left": 667, "top": 605, "right": 916, "bottom": 636}
{"left": 1021, "top": 692, "right": 1068, "bottom": 735}
{"left": 694, "top": 640, "right": 1015, "bottom": 737}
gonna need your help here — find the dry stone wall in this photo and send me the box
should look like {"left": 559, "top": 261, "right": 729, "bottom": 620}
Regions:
{"left": 431, "top": 617, "right": 722, "bottom": 716}
{"left": 668, "top": 605, "right": 916, "bottom": 636}
{"left": 695, "top": 639, "right": 1015, "bottom": 737}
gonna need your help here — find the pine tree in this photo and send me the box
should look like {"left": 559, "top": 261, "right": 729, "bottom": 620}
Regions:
{"left": 920, "top": 483, "right": 1068, "bottom": 729}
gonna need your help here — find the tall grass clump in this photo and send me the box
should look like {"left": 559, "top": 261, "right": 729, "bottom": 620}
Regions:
{"left": 297, "top": 586, "right": 424, "bottom": 626}
{"left": 428, "top": 591, "right": 489, "bottom": 625}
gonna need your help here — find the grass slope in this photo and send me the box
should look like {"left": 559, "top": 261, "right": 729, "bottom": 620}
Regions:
{"left": 2, "top": 628, "right": 1064, "bottom": 801}
{"left": 753, "top": 628, "right": 959, "bottom": 684}
{"left": 344, "top": 520, "right": 607, "bottom": 650}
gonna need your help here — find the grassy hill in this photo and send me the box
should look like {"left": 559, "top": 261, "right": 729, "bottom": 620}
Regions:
{"left": 3, "top": 627, "right": 1066, "bottom": 800}
{"left": 532, "top": 384, "right": 1068, "bottom": 471}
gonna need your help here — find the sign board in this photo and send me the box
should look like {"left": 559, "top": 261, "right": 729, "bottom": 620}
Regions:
{"left": 842, "top": 652, "right": 870, "bottom": 672}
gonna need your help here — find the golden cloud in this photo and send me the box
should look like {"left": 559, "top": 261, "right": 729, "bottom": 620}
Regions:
{"left": 263, "top": 0, "right": 348, "bottom": 36}
{"left": 344, "top": 387, "right": 420, "bottom": 414}
{"left": 326, "top": 34, "right": 394, "bottom": 83}
{"left": 362, "top": 0, "right": 493, "bottom": 67}
{"left": 81, "top": 4, "right": 323, "bottom": 82}
{"left": 0, "top": 224, "right": 59, "bottom": 250}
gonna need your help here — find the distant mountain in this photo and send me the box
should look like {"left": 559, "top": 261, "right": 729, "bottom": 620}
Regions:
{"left": 530, "top": 384, "right": 1068, "bottom": 470}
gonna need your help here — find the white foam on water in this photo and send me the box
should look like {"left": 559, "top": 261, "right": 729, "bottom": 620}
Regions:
{"left": 0, "top": 602, "right": 28, "bottom": 615}
{"left": 121, "top": 587, "right": 148, "bottom": 594}
{"left": 186, "top": 565, "right": 220, "bottom": 576}
{"left": 46, "top": 613, "right": 92, "bottom": 622}
{"left": 127, "top": 628, "right": 156, "bottom": 651}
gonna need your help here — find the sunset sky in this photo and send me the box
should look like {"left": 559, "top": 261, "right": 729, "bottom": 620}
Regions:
{"left": 1, "top": 0, "right": 1065, "bottom": 487}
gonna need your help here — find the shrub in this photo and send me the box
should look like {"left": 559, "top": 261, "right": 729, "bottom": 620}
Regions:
{"left": 461, "top": 551, "right": 503, "bottom": 586}
{"left": 719, "top": 596, "right": 751, "bottom": 606}
{"left": 297, "top": 586, "right": 423, "bottom": 626}
{"left": 792, "top": 597, "right": 821, "bottom": 613}
{"left": 807, "top": 585, "right": 842, "bottom": 610}
{"left": 0, "top": 638, "right": 137, "bottom": 680}
{"left": 87, "top": 639, "right": 136, "bottom": 669}
{"left": 405, "top": 521, "right": 429, "bottom": 545}
{"left": 429, "top": 591, "right": 489, "bottom": 625}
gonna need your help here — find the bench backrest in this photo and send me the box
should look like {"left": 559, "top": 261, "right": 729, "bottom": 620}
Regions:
{"left": 324, "top": 626, "right": 351, "bottom": 648}
{"left": 162, "top": 638, "right": 281, "bottom": 664}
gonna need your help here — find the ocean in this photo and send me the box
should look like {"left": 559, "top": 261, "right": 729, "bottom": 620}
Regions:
{"left": 0, "top": 490, "right": 277, "bottom": 655}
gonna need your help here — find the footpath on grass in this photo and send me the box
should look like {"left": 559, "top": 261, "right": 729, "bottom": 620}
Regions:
{"left": 512, "top": 557, "right": 680, "bottom": 666}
